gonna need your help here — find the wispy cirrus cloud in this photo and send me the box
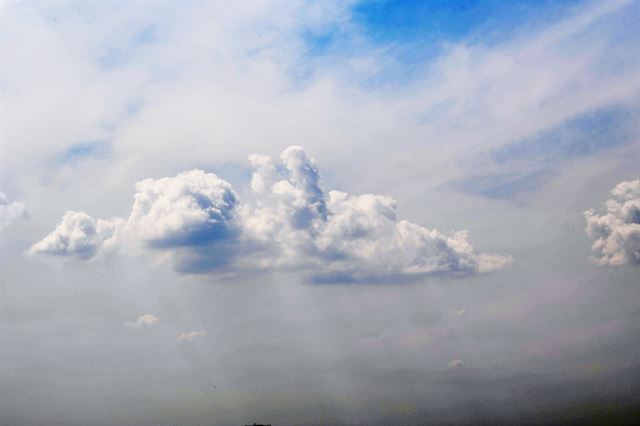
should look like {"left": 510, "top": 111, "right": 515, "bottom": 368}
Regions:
{"left": 3, "top": 0, "right": 636, "bottom": 198}
{"left": 178, "top": 330, "right": 207, "bottom": 341}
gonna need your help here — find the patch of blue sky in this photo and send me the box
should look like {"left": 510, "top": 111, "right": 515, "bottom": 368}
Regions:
{"left": 296, "top": 0, "right": 588, "bottom": 89}
{"left": 287, "top": 27, "right": 348, "bottom": 85}
{"left": 98, "top": 48, "right": 128, "bottom": 70}
{"left": 493, "top": 105, "right": 636, "bottom": 164}
{"left": 131, "top": 24, "right": 157, "bottom": 45}
{"left": 58, "top": 140, "right": 111, "bottom": 164}
{"left": 190, "top": 161, "right": 253, "bottom": 193}
{"left": 448, "top": 169, "right": 547, "bottom": 200}
{"left": 98, "top": 24, "right": 158, "bottom": 70}
{"left": 124, "top": 96, "right": 145, "bottom": 118}
{"left": 351, "top": 0, "right": 586, "bottom": 46}
{"left": 301, "top": 30, "right": 336, "bottom": 57}
{"left": 450, "top": 105, "right": 636, "bottom": 200}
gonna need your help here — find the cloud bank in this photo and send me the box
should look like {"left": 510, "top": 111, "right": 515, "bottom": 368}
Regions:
{"left": 0, "top": 191, "right": 27, "bottom": 228}
{"left": 584, "top": 179, "right": 640, "bottom": 265}
{"left": 29, "top": 147, "right": 511, "bottom": 282}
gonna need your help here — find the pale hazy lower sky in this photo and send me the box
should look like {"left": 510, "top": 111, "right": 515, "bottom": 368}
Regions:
{"left": 1, "top": 1, "right": 639, "bottom": 425}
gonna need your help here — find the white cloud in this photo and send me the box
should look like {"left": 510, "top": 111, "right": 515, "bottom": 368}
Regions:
{"left": 126, "top": 170, "right": 238, "bottom": 248}
{"left": 29, "top": 146, "right": 511, "bottom": 282}
{"left": 0, "top": 191, "right": 27, "bottom": 227}
{"left": 27, "top": 211, "right": 122, "bottom": 260}
{"left": 449, "top": 308, "right": 467, "bottom": 317}
{"left": 584, "top": 179, "right": 640, "bottom": 265}
{"left": 448, "top": 359, "right": 464, "bottom": 369}
{"left": 3, "top": 0, "right": 635, "bottom": 194}
{"left": 126, "top": 314, "right": 159, "bottom": 328}
{"left": 178, "top": 330, "right": 207, "bottom": 341}
{"left": 28, "top": 170, "right": 237, "bottom": 267}
{"left": 5, "top": 1, "right": 637, "bottom": 280}
{"left": 240, "top": 146, "right": 512, "bottom": 281}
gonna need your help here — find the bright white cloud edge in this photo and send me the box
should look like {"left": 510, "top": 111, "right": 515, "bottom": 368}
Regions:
{"left": 584, "top": 179, "right": 640, "bottom": 266}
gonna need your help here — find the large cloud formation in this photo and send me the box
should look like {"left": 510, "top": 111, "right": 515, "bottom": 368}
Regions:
{"left": 584, "top": 179, "right": 640, "bottom": 266}
{"left": 0, "top": 191, "right": 27, "bottom": 228}
{"left": 29, "top": 147, "right": 511, "bottom": 281}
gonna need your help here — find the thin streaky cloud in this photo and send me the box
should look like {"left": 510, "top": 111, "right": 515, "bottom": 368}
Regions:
{"left": 178, "top": 330, "right": 207, "bottom": 341}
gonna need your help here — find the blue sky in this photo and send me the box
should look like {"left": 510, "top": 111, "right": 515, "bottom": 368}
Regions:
{"left": 353, "top": 0, "right": 579, "bottom": 42}
{"left": 303, "top": 0, "right": 589, "bottom": 79}
{"left": 1, "top": 1, "right": 639, "bottom": 425}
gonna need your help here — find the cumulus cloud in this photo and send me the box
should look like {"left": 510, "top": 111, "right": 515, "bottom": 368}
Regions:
{"left": 29, "top": 147, "right": 511, "bottom": 281}
{"left": 448, "top": 359, "right": 464, "bottom": 369}
{"left": 241, "top": 146, "right": 511, "bottom": 281}
{"left": 127, "top": 170, "right": 238, "bottom": 248}
{"left": 126, "top": 314, "right": 159, "bottom": 328}
{"left": 29, "top": 171, "right": 238, "bottom": 270}
{"left": 28, "top": 211, "right": 122, "bottom": 260}
{"left": 584, "top": 179, "right": 640, "bottom": 266}
{"left": 118, "top": 169, "right": 241, "bottom": 273}
{"left": 0, "top": 191, "right": 27, "bottom": 227}
{"left": 178, "top": 330, "right": 207, "bottom": 341}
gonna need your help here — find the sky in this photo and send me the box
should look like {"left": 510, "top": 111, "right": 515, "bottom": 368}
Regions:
{"left": 1, "top": 0, "right": 639, "bottom": 425}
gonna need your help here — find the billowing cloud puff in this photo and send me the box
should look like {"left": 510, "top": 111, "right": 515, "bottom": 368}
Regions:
{"left": 122, "top": 170, "right": 240, "bottom": 273}
{"left": 584, "top": 179, "right": 640, "bottom": 266}
{"left": 29, "top": 147, "right": 511, "bottom": 281}
{"left": 29, "top": 171, "right": 239, "bottom": 271}
{"left": 241, "top": 147, "right": 331, "bottom": 268}
{"left": 28, "top": 211, "right": 121, "bottom": 260}
{"left": 128, "top": 170, "right": 238, "bottom": 248}
{"left": 241, "top": 146, "right": 511, "bottom": 281}
{"left": 126, "top": 314, "right": 159, "bottom": 328}
{"left": 0, "top": 191, "right": 27, "bottom": 227}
